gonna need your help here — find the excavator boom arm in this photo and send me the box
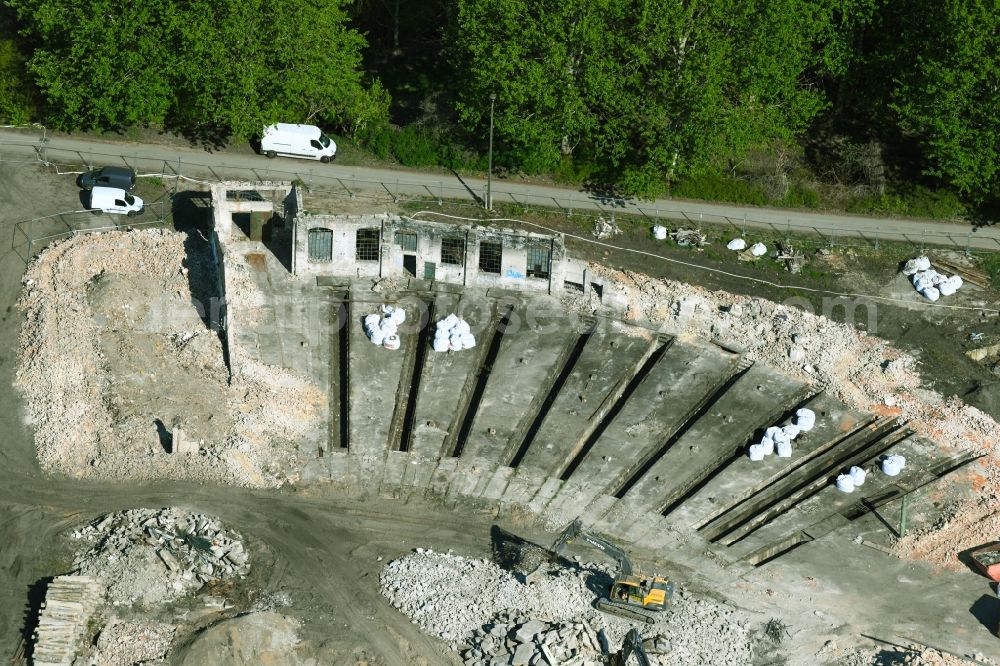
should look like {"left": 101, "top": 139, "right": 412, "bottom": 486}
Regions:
{"left": 550, "top": 520, "right": 634, "bottom": 576}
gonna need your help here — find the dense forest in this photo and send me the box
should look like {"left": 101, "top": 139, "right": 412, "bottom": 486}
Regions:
{"left": 1, "top": 0, "right": 997, "bottom": 215}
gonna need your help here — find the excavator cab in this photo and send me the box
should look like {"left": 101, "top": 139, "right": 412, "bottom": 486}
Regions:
{"left": 610, "top": 575, "right": 673, "bottom": 611}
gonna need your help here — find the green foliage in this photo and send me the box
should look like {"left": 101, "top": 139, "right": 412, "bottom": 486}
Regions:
{"left": 5, "top": 0, "right": 388, "bottom": 140}
{"left": 845, "top": 186, "right": 967, "bottom": 219}
{"left": 388, "top": 125, "right": 441, "bottom": 167}
{"left": 672, "top": 174, "right": 769, "bottom": 207}
{"left": 783, "top": 185, "right": 820, "bottom": 209}
{"left": 977, "top": 252, "right": 1000, "bottom": 289}
{"left": 889, "top": 0, "right": 1000, "bottom": 202}
{"left": 449, "top": 0, "right": 838, "bottom": 197}
{"left": 0, "top": 38, "right": 32, "bottom": 123}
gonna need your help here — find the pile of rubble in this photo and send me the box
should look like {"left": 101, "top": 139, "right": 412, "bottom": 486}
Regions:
{"left": 15, "top": 230, "right": 324, "bottom": 487}
{"left": 71, "top": 508, "right": 249, "bottom": 607}
{"left": 379, "top": 549, "right": 753, "bottom": 666}
{"left": 671, "top": 229, "right": 707, "bottom": 247}
{"left": 462, "top": 613, "right": 623, "bottom": 666}
{"left": 92, "top": 619, "right": 176, "bottom": 666}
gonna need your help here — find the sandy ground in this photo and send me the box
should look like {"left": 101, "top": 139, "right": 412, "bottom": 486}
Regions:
{"left": 1, "top": 163, "right": 999, "bottom": 664}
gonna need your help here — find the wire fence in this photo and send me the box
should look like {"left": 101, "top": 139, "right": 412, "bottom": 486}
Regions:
{"left": 2, "top": 126, "right": 1000, "bottom": 259}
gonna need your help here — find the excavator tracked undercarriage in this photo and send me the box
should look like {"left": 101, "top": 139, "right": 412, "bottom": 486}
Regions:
{"left": 520, "top": 520, "right": 675, "bottom": 624}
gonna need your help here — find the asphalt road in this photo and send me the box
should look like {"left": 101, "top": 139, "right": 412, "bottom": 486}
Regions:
{"left": 2, "top": 128, "right": 1000, "bottom": 251}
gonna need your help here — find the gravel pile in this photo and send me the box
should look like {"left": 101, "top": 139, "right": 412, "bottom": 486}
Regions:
{"left": 580, "top": 265, "right": 1000, "bottom": 568}
{"left": 15, "top": 230, "right": 324, "bottom": 487}
{"left": 461, "top": 613, "right": 617, "bottom": 666}
{"left": 380, "top": 549, "right": 753, "bottom": 665}
{"left": 71, "top": 508, "right": 249, "bottom": 607}
{"left": 93, "top": 619, "right": 176, "bottom": 665}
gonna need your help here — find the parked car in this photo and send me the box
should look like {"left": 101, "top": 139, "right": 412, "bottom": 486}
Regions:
{"left": 88, "top": 186, "right": 144, "bottom": 216}
{"left": 77, "top": 166, "right": 137, "bottom": 192}
{"left": 260, "top": 123, "right": 337, "bottom": 162}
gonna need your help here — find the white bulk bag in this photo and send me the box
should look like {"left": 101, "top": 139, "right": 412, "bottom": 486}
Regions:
{"left": 902, "top": 259, "right": 920, "bottom": 276}
{"left": 383, "top": 334, "right": 401, "bottom": 350}
{"left": 364, "top": 313, "right": 381, "bottom": 329}
{"left": 727, "top": 238, "right": 747, "bottom": 251}
{"left": 920, "top": 287, "right": 940, "bottom": 302}
{"left": 849, "top": 465, "right": 867, "bottom": 486}
{"left": 748, "top": 444, "right": 765, "bottom": 462}
{"left": 653, "top": 225, "right": 668, "bottom": 240}
{"left": 795, "top": 408, "right": 816, "bottom": 431}
{"left": 441, "top": 313, "right": 460, "bottom": 330}
{"left": 776, "top": 439, "right": 793, "bottom": 458}
{"left": 765, "top": 426, "right": 783, "bottom": 441}
{"left": 389, "top": 308, "right": 406, "bottom": 325}
{"left": 380, "top": 318, "right": 398, "bottom": 335}
{"left": 881, "top": 454, "right": 906, "bottom": 476}
{"left": 369, "top": 327, "right": 386, "bottom": 346}
{"left": 461, "top": 333, "right": 477, "bottom": 350}
{"left": 835, "top": 474, "right": 855, "bottom": 493}
{"left": 432, "top": 337, "right": 450, "bottom": 352}
{"left": 750, "top": 242, "right": 767, "bottom": 257}
{"left": 382, "top": 304, "right": 394, "bottom": 315}
{"left": 454, "top": 319, "right": 472, "bottom": 336}
{"left": 915, "top": 256, "right": 930, "bottom": 271}
{"left": 759, "top": 436, "right": 774, "bottom": 456}
{"left": 782, "top": 424, "right": 801, "bottom": 440}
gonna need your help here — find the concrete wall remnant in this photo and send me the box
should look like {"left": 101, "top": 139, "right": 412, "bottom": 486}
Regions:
{"left": 292, "top": 212, "right": 566, "bottom": 294}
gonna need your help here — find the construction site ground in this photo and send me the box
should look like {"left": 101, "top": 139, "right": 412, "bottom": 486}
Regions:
{"left": 1, "top": 162, "right": 999, "bottom": 665}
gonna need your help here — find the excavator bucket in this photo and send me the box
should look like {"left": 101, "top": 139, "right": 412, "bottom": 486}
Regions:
{"left": 489, "top": 526, "right": 553, "bottom": 581}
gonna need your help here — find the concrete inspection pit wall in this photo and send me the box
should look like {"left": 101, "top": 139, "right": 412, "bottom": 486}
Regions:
{"left": 209, "top": 181, "right": 973, "bottom": 574}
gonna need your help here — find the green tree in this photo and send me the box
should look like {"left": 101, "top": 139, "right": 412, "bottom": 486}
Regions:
{"left": 450, "top": 0, "right": 836, "bottom": 197}
{"left": 890, "top": 0, "right": 1000, "bottom": 201}
{"left": 0, "top": 37, "right": 33, "bottom": 123}
{"left": 6, "top": 0, "right": 386, "bottom": 140}
{"left": 5, "top": 0, "right": 177, "bottom": 129}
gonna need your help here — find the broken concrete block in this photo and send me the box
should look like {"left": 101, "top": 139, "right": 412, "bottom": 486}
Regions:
{"left": 510, "top": 642, "right": 536, "bottom": 666}
{"left": 514, "top": 620, "right": 546, "bottom": 643}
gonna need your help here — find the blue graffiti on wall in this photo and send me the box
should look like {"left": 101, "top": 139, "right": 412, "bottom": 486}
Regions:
{"left": 505, "top": 269, "right": 525, "bottom": 279}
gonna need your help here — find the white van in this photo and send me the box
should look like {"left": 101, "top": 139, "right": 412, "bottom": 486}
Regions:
{"left": 260, "top": 123, "right": 337, "bottom": 162}
{"left": 88, "top": 186, "right": 144, "bottom": 216}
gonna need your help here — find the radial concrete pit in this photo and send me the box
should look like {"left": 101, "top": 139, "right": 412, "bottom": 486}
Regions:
{"left": 5, "top": 172, "right": 1000, "bottom": 665}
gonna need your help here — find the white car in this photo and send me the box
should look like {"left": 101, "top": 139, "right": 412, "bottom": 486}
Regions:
{"left": 88, "top": 186, "right": 144, "bottom": 216}
{"left": 260, "top": 123, "right": 337, "bottom": 162}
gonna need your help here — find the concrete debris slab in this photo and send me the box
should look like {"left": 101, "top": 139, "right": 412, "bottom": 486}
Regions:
{"left": 71, "top": 507, "right": 250, "bottom": 607}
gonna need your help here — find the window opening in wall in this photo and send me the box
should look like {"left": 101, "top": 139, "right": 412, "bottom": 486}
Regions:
{"left": 356, "top": 228, "right": 380, "bottom": 261}
{"left": 478, "top": 240, "right": 502, "bottom": 274}
{"left": 395, "top": 231, "right": 417, "bottom": 252}
{"left": 526, "top": 246, "right": 551, "bottom": 279}
{"left": 441, "top": 236, "right": 465, "bottom": 265}
{"left": 307, "top": 228, "right": 333, "bottom": 262}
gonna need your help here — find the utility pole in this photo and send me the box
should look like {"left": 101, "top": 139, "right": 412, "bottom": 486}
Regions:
{"left": 486, "top": 93, "right": 496, "bottom": 211}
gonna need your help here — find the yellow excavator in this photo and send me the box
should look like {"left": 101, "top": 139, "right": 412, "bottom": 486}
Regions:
{"left": 525, "top": 519, "right": 675, "bottom": 624}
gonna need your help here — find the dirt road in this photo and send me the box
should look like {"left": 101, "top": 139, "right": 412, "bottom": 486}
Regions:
{"left": 2, "top": 127, "right": 999, "bottom": 250}
{"left": 2, "top": 160, "right": 999, "bottom": 664}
